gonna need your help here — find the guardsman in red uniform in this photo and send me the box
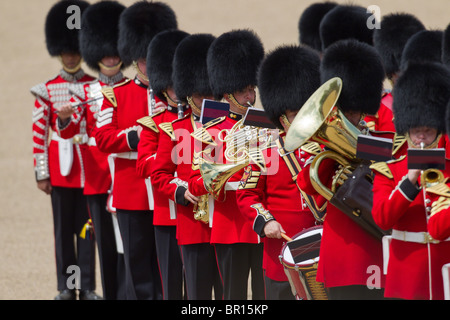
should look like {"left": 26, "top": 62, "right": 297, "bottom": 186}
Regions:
{"left": 372, "top": 62, "right": 450, "bottom": 300}
{"left": 297, "top": 1, "right": 337, "bottom": 53}
{"left": 296, "top": 39, "right": 388, "bottom": 299}
{"left": 95, "top": 1, "right": 177, "bottom": 300}
{"left": 366, "top": 13, "right": 425, "bottom": 132}
{"left": 56, "top": 1, "right": 127, "bottom": 300}
{"left": 135, "top": 29, "right": 191, "bottom": 300}
{"left": 150, "top": 33, "right": 224, "bottom": 300}
{"left": 236, "top": 45, "right": 321, "bottom": 299}
{"left": 188, "top": 29, "right": 265, "bottom": 300}
{"left": 30, "top": 0, "right": 100, "bottom": 301}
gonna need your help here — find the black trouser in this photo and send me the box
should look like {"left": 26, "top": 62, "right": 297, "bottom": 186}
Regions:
{"left": 214, "top": 243, "right": 265, "bottom": 300}
{"left": 154, "top": 225, "right": 184, "bottom": 300}
{"left": 181, "top": 243, "right": 223, "bottom": 300}
{"left": 116, "top": 209, "right": 162, "bottom": 300}
{"left": 328, "top": 285, "right": 385, "bottom": 300}
{"left": 51, "top": 186, "right": 96, "bottom": 292}
{"left": 264, "top": 276, "right": 295, "bottom": 300}
{"left": 87, "top": 194, "right": 126, "bottom": 300}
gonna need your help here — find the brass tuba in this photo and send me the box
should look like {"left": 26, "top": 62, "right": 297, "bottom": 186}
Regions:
{"left": 284, "top": 78, "right": 388, "bottom": 239}
{"left": 284, "top": 77, "right": 365, "bottom": 201}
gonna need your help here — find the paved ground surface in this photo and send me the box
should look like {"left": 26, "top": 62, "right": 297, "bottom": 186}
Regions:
{"left": 0, "top": 0, "right": 448, "bottom": 300}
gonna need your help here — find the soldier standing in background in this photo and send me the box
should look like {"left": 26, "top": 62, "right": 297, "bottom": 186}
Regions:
{"left": 30, "top": 0, "right": 100, "bottom": 300}
{"left": 95, "top": 1, "right": 177, "bottom": 300}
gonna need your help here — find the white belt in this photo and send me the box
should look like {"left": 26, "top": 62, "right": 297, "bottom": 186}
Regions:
{"left": 87, "top": 137, "right": 96, "bottom": 147}
{"left": 52, "top": 132, "right": 88, "bottom": 144}
{"left": 116, "top": 152, "right": 138, "bottom": 160}
{"left": 225, "top": 181, "right": 240, "bottom": 191}
{"left": 391, "top": 230, "right": 450, "bottom": 244}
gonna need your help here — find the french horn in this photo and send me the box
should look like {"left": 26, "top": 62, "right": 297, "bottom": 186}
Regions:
{"left": 199, "top": 112, "right": 277, "bottom": 201}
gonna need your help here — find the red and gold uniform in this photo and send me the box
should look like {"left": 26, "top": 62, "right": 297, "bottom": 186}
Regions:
{"left": 32, "top": 70, "right": 95, "bottom": 187}
{"left": 136, "top": 106, "right": 189, "bottom": 225}
{"left": 236, "top": 133, "right": 317, "bottom": 283}
{"left": 95, "top": 77, "right": 165, "bottom": 211}
{"left": 188, "top": 113, "right": 264, "bottom": 300}
{"left": 150, "top": 113, "right": 211, "bottom": 245}
{"left": 189, "top": 115, "right": 260, "bottom": 245}
{"left": 372, "top": 139, "right": 450, "bottom": 300}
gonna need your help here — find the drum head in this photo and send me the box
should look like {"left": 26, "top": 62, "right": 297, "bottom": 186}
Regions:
{"left": 282, "top": 226, "right": 323, "bottom": 267}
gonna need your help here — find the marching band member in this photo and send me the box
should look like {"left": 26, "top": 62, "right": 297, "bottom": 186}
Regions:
{"left": 188, "top": 29, "right": 265, "bottom": 300}
{"left": 150, "top": 33, "right": 223, "bottom": 300}
{"left": 135, "top": 29, "right": 191, "bottom": 300}
{"left": 372, "top": 61, "right": 450, "bottom": 300}
{"left": 95, "top": 1, "right": 177, "bottom": 300}
{"left": 56, "top": 0, "right": 127, "bottom": 300}
{"left": 296, "top": 39, "right": 388, "bottom": 299}
{"left": 236, "top": 45, "right": 321, "bottom": 299}
{"left": 30, "top": 0, "right": 99, "bottom": 300}
{"left": 366, "top": 13, "right": 425, "bottom": 132}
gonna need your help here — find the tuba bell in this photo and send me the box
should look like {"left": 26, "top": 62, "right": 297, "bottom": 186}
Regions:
{"left": 284, "top": 77, "right": 365, "bottom": 201}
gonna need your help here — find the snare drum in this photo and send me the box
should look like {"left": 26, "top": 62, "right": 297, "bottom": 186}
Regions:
{"left": 280, "top": 225, "right": 328, "bottom": 300}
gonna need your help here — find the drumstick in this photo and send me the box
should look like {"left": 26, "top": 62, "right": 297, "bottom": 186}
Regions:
{"left": 281, "top": 233, "right": 293, "bottom": 242}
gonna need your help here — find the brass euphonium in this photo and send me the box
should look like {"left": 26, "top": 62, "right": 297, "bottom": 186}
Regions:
{"left": 284, "top": 77, "right": 365, "bottom": 201}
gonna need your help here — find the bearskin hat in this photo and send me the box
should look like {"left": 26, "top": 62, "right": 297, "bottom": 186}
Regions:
{"left": 146, "top": 29, "right": 190, "bottom": 100}
{"left": 400, "top": 30, "right": 443, "bottom": 71}
{"left": 207, "top": 29, "right": 264, "bottom": 100}
{"left": 393, "top": 62, "right": 450, "bottom": 135}
{"left": 442, "top": 23, "right": 450, "bottom": 68}
{"left": 118, "top": 1, "right": 177, "bottom": 68}
{"left": 319, "top": 4, "right": 374, "bottom": 51}
{"left": 172, "top": 34, "right": 216, "bottom": 104}
{"left": 373, "top": 13, "right": 425, "bottom": 79}
{"left": 258, "top": 45, "right": 321, "bottom": 130}
{"left": 45, "top": 0, "right": 90, "bottom": 56}
{"left": 298, "top": 1, "right": 337, "bottom": 52}
{"left": 79, "top": 1, "right": 126, "bottom": 71}
{"left": 320, "top": 39, "right": 385, "bottom": 115}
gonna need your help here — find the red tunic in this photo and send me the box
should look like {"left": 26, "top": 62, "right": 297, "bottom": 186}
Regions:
{"left": 58, "top": 76, "right": 126, "bottom": 195}
{"left": 188, "top": 116, "right": 260, "bottom": 244}
{"left": 95, "top": 77, "right": 165, "bottom": 211}
{"left": 150, "top": 113, "right": 213, "bottom": 244}
{"left": 31, "top": 70, "right": 95, "bottom": 188}
{"left": 236, "top": 133, "right": 317, "bottom": 281}
{"left": 136, "top": 107, "right": 190, "bottom": 225}
{"left": 372, "top": 148, "right": 450, "bottom": 300}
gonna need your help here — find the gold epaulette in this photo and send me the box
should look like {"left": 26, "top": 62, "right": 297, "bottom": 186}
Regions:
{"left": 136, "top": 110, "right": 165, "bottom": 133}
{"left": 392, "top": 134, "right": 407, "bottom": 156}
{"left": 190, "top": 116, "right": 226, "bottom": 146}
{"left": 369, "top": 155, "right": 406, "bottom": 179}
{"left": 101, "top": 79, "right": 131, "bottom": 108}
{"left": 159, "top": 122, "right": 175, "bottom": 140}
{"left": 427, "top": 180, "right": 450, "bottom": 198}
{"left": 300, "top": 142, "right": 322, "bottom": 155}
